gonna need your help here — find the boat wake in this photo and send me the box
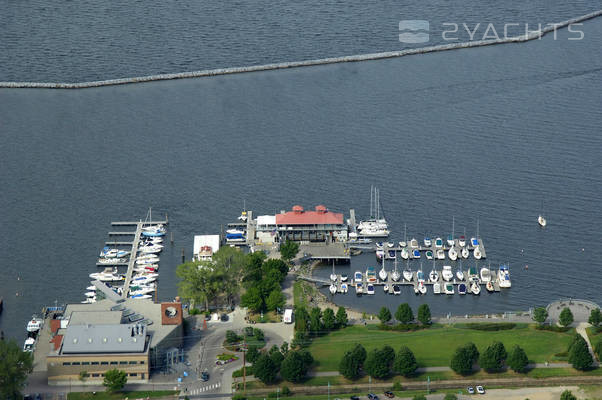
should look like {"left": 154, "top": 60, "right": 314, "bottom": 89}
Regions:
{"left": 1, "top": 10, "right": 601, "bottom": 89}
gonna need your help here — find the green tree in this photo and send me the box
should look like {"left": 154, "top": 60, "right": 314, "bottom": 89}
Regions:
{"left": 464, "top": 342, "right": 480, "bottom": 364}
{"left": 364, "top": 346, "right": 394, "bottom": 379}
{"left": 395, "top": 303, "right": 414, "bottom": 324}
{"left": 532, "top": 307, "right": 548, "bottom": 324}
{"left": 450, "top": 346, "right": 473, "bottom": 375}
{"left": 247, "top": 345, "right": 260, "bottom": 363}
{"left": 417, "top": 304, "right": 431, "bottom": 325}
{"left": 351, "top": 343, "right": 367, "bottom": 367}
{"left": 241, "top": 286, "right": 265, "bottom": 312}
{"left": 0, "top": 340, "right": 33, "bottom": 399}
{"left": 253, "top": 353, "right": 277, "bottom": 384}
{"left": 266, "top": 289, "right": 285, "bottom": 312}
{"left": 507, "top": 345, "right": 529, "bottom": 373}
{"left": 226, "top": 330, "right": 241, "bottom": 344}
{"left": 243, "top": 252, "right": 267, "bottom": 286}
{"left": 336, "top": 306, "right": 348, "bottom": 328}
{"left": 339, "top": 350, "right": 361, "bottom": 380}
{"left": 253, "top": 328, "right": 264, "bottom": 341}
{"left": 281, "top": 341, "right": 289, "bottom": 355}
{"left": 291, "top": 331, "right": 309, "bottom": 349}
{"left": 176, "top": 260, "right": 215, "bottom": 310}
{"left": 568, "top": 334, "right": 593, "bottom": 370}
{"left": 594, "top": 340, "right": 602, "bottom": 361}
{"left": 269, "top": 345, "right": 285, "bottom": 370}
{"left": 280, "top": 351, "right": 309, "bottom": 382}
{"left": 393, "top": 346, "right": 418, "bottom": 377}
{"left": 378, "top": 307, "right": 392, "bottom": 324}
{"left": 560, "top": 390, "right": 577, "bottom": 400}
{"left": 294, "top": 306, "right": 309, "bottom": 333}
{"left": 559, "top": 307, "right": 574, "bottom": 327}
{"left": 589, "top": 308, "right": 601, "bottom": 327}
{"left": 309, "top": 307, "right": 322, "bottom": 336}
{"left": 322, "top": 308, "right": 336, "bottom": 331}
{"left": 262, "top": 259, "right": 289, "bottom": 282}
{"left": 103, "top": 369, "right": 127, "bottom": 392}
{"left": 280, "top": 240, "right": 300, "bottom": 262}
{"left": 479, "top": 341, "right": 507, "bottom": 372}
{"left": 79, "top": 370, "right": 89, "bottom": 383}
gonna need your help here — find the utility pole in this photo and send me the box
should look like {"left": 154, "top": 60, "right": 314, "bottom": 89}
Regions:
{"left": 243, "top": 336, "right": 246, "bottom": 393}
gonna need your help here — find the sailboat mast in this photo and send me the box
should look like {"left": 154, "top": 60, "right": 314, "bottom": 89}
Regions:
{"left": 370, "top": 185, "right": 374, "bottom": 219}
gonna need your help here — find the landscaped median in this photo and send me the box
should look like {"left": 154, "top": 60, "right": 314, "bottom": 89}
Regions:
{"left": 67, "top": 391, "right": 178, "bottom": 400}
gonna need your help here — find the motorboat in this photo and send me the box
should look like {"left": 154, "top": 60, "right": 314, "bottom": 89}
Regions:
{"left": 226, "top": 228, "right": 245, "bottom": 235}
{"left": 366, "top": 284, "right": 375, "bottom": 295}
{"left": 473, "top": 247, "right": 482, "bottom": 260}
{"left": 383, "top": 284, "right": 389, "bottom": 292}
{"left": 498, "top": 265, "right": 511, "bottom": 288}
{"left": 398, "top": 241, "right": 407, "bottom": 247}
{"left": 359, "top": 226, "right": 390, "bottom": 237}
{"left": 386, "top": 250, "right": 396, "bottom": 260}
{"left": 330, "top": 262, "right": 337, "bottom": 282}
{"left": 238, "top": 207, "right": 248, "bottom": 222}
{"left": 470, "top": 237, "right": 479, "bottom": 247}
{"left": 425, "top": 250, "right": 433, "bottom": 260}
{"left": 429, "top": 269, "right": 439, "bottom": 283}
{"left": 435, "top": 238, "right": 443, "bottom": 248}
{"left": 98, "top": 257, "right": 128, "bottom": 265}
{"left": 341, "top": 274, "right": 348, "bottom": 282}
{"left": 137, "top": 253, "right": 159, "bottom": 261}
{"left": 459, "top": 235, "right": 466, "bottom": 247}
{"left": 412, "top": 249, "right": 421, "bottom": 259}
{"left": 424, "top": 237, "right": 432, "bottom": 247}
{"left": 444, "top": 283, "right": 455, "bottom": 295}
{"left": 538, "top": 215, "right": 547, "bottom": 227}
{"left": 134, "top": 272, "right": 159, "bottom": 279}
{"left": 461, "top": 247, "right": 469, "bottom": 259}
{"left": 401, "top": 248, "right": 409, "bottom": 260}
{"left": 140, "top": 237, "right": 162, "bottom": 245}
{"left": 433, "top": 282, "right": 441, "bottom": 294}
{"left": 226, "top": 232, "right": 245, "bottom": 242}
{"left": 136, "top": 258, "right": 158, "bottom": 266}
{"left": 458, "top": 283, "right": 467, "bottom": 295}
{"left": 26, "top": 316, "right": 43, "bottom": 333}
{"left": 142, "top": 227, "right": 166, "bottom": 237}
{"left": 130, "top": 287, "right": 155, "bottom": 296}
{"left": 100, "top": 247, "right": 119, "bottom": 258}
{"left": 393, "top": 284, "right": 401, "bottom": 295}
{"left": 376, "top": 249, "right": 384, "bottom": 260}
{"left": 442, "top": 265, "right": 453, "bottom": 281}
{"left": 418, "top": 282, "right": 427, "bottom": 294}
{"left": 340, "top": 283, "right": 348, "bottom": 293}
{"left": 414, "top": 285, "right": 419, "bottom": 295}
{"left": 468, "top": 266, "right": 479, "bottom": 281}
{"left": 375, "top": 242, "right": 384, "bottom": 249}
{"left": 486, "top": 281, "right": 494, "bottom": 292}
{"left": 391, "top": 259, "right": 401, "bottom": 282}
{"left": 23, "top": 337, "right": 35, "bottom": 352}
{"left": 81, "top": 297, "right": 96, "bottom": 304}
{"left": 436, "top": 249, "right": 445, "bottom": 260}
{"left": 448, "top": 247, "right": 458, "bottom": 261}
{"left": 329, "top": 284, "right": 337, "bottom": 294}
{"left": 366, "top": 266, "right": 377, "bottom": 283}
{"left": 471, "top": 281, "right": 481, "bottom": 295}
{"left": 86, "top": 285, "right": 97, "bottom": 291}
{"left": 410, "top": 238, "right": 419, "bottom": 248}
{"left": 354, "top": 271, "right": 363, "bottom": 283}
{"left": 386, "top": 242, "right": 394, "bottom": 248}
{"left": 84, "top": 291, "right": 96, "bottom": 298}
{"left": 138, "top": 245, "right": 162, "bottom": 254}
{"left": 90, "top": 269, "right": 124, "bottom": 282}
{"left": 130, "top": 294, "right": 153, "bottom": 299}
{"left": 447, "top": 235, "right": 455, "bottom": 247}
{"left": 355, "top": 282, "right": 363, "bottom": 295}
{"left": 403, "top": 263, "right": 413, "bottom": 282}
{"left": 479, "top": 267, "right": 491, "bottom": 283}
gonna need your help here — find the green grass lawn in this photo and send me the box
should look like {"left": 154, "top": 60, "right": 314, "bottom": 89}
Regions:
{"left": 308, "top": 323, "right": 575, "bottom": 371}
{"left": 68, "top": 391, "right": 177, "bottom": 400}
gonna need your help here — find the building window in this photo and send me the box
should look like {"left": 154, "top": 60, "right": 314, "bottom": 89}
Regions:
{"left": 91, "top": 361, "right": 99, "bottom": 365}
{"left": 140, "top": 361, "right": 145, "bottom": 364}
{"left": 72, "top": 362, "right": 80, "bottom": 365}
{"left": 101, "top": 361, "right": 108, "bottom": 365}
{"left": 82, "top": 362, "right": 90, "bottom": 365}
{"left": 129, "top": 373, "right": 137, "bottom": 377}
{"left": 128, "top": 361, "right": 137, "bottom": 364}
{"left": 92, "top": 374, "right": 99, "bottom": 377}
{"left": 62, "top": 362, "right": 71, "bottom": 366}
{"left": 110, "top": 361, "right": 117, "bottom": 365}
{"left": 119, "top": 361, "right": 127, "bottom": 365}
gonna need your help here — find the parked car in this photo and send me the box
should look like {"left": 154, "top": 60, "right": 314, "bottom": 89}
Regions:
{"left": 476, "top": 386, "right": 485, "bottom": 394}
{"left": 467, "top": 387, "right": 475, "bottom": 394}
{"left": 201, "top": 371, "right": 209, "bottom": 381}
{"left": 368, "top": 394, "right": 379, "bottom": 400}
{"left": 220, "top": 313, "right": 229, "bottom": 322}
{"left": 384, "top": 391, "right": 395, "bottom": 398}
{"left": 349, "top": 396, "right": 360, "bottom": 400}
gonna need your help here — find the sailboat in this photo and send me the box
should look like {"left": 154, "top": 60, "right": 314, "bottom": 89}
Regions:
{"left": 461, "top": 247, "right": 469, "bottom": 259}
{"left": 403, "top": 261, "right": 413, "bottom": 282}
{"left": 456, "top": 261, "right": 465, "bottom": 281}
{"left": 447, "top": 216, "right": 455, "bottom": 246}
{"left": 401, "top": 247, "right": 409, "bottom": 260}
{"left": 329, "top": 283, "right": 337, "bottom": 294}
{"left": 391, "top": 258, "right": 401, "bottom": 282}
{"left": 330, "top": 261, "right": 337, "bottom": 281}
{"left": 393, "top": 284, "right": 401, "bottom": 295}
{"left": 448, "top": 247, "right": 458, "bottom": 261}
{"left": 399, "top": 223, "right": 407, "bottom": 248}
{"left": 435, "top": 237, "right": 443, "bottom": 248}
{"left": 471, "top": 281, "right": 481, "bottom": 295}
{"left": 379, "top": 257, "right": 388, "bottom": 281}
{"left": 357, "top": 186, "right": 390, "bottom": 237}
{"left": 238, "top": 200, "right": 248, "bottom": 222}
{"left": 459, "top": 230, "right": 466, "bottom": 247}
{"left": 429, "top": 261, "right": 439, "bottom": 283}
{"left": 473, "top": 247, "right": 482, "bottom": 260}
{"left": 480, "top": 265, "right": 491, "bottom": 282}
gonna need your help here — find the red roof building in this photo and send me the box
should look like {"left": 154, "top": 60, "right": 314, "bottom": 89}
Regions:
{"left": 276, "top": 205, "right": 343, "bottom": 226}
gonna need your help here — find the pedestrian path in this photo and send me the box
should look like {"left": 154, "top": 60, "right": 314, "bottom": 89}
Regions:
{"left": 187, "top": 381, "right": 221, "bottom": 395}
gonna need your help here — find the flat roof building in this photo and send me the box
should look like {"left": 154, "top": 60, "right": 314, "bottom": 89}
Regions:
{"left": 193, "top": 234, "right": 220, "bottom": 261}
{"left": 275, "top": 205, "right": 348, "bottom": 242}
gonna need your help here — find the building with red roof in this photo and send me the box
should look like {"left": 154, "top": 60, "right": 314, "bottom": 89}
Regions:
{"left": 276, "top": 205, "right": 348, "bottom": 242}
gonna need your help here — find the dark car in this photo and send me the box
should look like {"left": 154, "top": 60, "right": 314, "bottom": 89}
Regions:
{"left": 368, "top": 394, "right": 379, "bottom": 400}
{"left": 34, "top": 395, "right": 42, "bottom": 400}
{"left": 220, "top": 313, "right": 229, "bottom": 322}
{"left": 349, "top": 396, "right": 360, "bottom": 400}
{"left": 384, "top": 391, "right": 395, "bottom": 398}
{"left": 201, "top": 371, "right": 209, "bottom": 381}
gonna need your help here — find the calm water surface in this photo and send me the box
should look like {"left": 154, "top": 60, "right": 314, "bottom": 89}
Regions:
{"left": 0, "top": 18, "right": 601, "bottom": 341}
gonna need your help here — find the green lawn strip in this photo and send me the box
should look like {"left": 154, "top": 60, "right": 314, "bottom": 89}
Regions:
{"left": 308, "top": 324, "right": 574, "bottom": 371}
{"left": 245, "top": 388, "right": 463, "bottom": 400}
{"left": 68, "top": 391, "right": 177, "bottom": 400}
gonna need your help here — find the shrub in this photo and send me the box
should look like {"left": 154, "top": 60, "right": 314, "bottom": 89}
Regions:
{"left": 189, "top": 308, "right": 201, "bottom": 315}
{"left": 594, "top": 340, "right": 602, "bottom": 361}
{"left": 462, "top": 322, "right": 516, "bottom": 331}
{"left": 392, "top": 381, "right": 403, "bottom": 391}
{"left": 281, "top": 386, "right": 291, "bottom": 396}
{"left": 560, "top": 390, "right": 577, "bottom": 400}
{"left": 535, "top": 324, "right": 571, "bottom": 332}
{"left": 226, "top": 330, "right": 241, "bottom": 344}
{"left": 378, "top": 323, "right": 428, "bottom": 331}
{"left": 589, "top": 308, "right": 601, "bottom": 327}
{"left": 232, "top": 394, "right": 247, "bottom": 400}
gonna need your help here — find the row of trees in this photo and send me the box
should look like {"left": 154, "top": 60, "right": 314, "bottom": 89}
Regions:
{"left": 378, "top": 303, "right": 431, "bottom": 325}
{"left": 338, "top": 344, "right": 419, "bottom": 380}
{"left": 295, "top": 305, "right": 348, "bottom": 336}
{"left": 533, "top": 305, "right": 601, "bottom": 328}
{"left": 450, "top": 342, "right": 529, "bottom": 375}
{"left": 251, "top": 345, "right": 313, "bottom": 384}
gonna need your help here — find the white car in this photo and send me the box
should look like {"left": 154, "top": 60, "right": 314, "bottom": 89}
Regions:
{"left": 476, "top": 386, "right": 485, "bottom": 394}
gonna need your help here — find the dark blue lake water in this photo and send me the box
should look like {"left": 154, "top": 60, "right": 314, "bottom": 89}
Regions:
{"left": 0, "top": 8, "right": 601, "bottom": 341}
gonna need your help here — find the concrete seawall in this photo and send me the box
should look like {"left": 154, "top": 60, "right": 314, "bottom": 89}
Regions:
{"left": 1, "top": 10, "right": 601, "bottom": 89}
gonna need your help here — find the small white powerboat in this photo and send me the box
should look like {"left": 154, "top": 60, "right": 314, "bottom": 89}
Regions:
{"left": 433, "top": 282, "right": 441, "bottom": 294}
{"left": 436, "top": 249, "right": 445, "bottom": 260}
{"left": 538, "top": 215, "right": 547, "bottom": 227}
{"left": 444, "top": 283, "right": 455, "bottom": 295}
{"left": 329, "top": 284, "right": 337, "bottom": 294}
{"left": 442, "top": 265, "right": 453, "bottom": 281}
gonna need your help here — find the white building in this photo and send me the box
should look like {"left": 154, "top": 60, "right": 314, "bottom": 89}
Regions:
{"left": 192, "top": 235, "right": 220, "bottom": 261}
